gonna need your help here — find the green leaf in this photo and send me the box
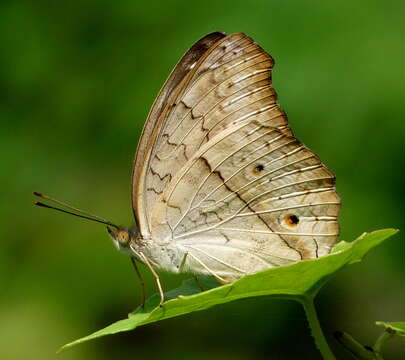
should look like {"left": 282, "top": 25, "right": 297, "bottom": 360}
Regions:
{"left": 60, "top": 228, "right": 398, "bottom": 351}
{"left": 331, "top": 240, "right": 351, "bottom": 253}
{"left": 376, "top": 321, "right": 405, "bottom": 337}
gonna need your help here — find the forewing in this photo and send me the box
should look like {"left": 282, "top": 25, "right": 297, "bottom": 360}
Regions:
{"left": 134, "top": 33, "right": 280, "bottom": 237}
{"left": 132, "top": 31, "right": 227, "bottom": 236}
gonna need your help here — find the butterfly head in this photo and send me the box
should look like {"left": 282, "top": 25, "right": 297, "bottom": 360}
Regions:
{"left": 107, "top": 226, "right": 138, "bottom": 253}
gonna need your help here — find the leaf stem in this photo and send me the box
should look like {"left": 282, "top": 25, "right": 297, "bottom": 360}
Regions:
{"left": 300, "top": 296, "right": 336, "bottom": 360}
{"left": 373, "top": 329, "right": 394, "bottom": 358}
{"left": 334, "top": 331, "right": 377, "bottom": 360}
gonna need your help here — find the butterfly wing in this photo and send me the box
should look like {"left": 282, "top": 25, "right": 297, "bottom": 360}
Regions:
{"left": 152, "top": 121, "right": 340, "bottom": 279}
{"left": 132, "top": 31, "right": 227, "bottom": 236}
{"left": 133, "top": 32, "right": 340, "bottom": 279}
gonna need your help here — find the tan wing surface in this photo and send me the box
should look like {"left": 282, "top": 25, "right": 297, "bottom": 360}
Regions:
{"left": 141, "top": 33, "right": 340, "bottom": 278}
{"left": 133, "top": 32, "right": 340, "bottom": 273}
{"left": 132, "top": 31, "right": 227, "bottom": 236}
{"left": 151, "top": 120, "right": 340, "bottom": 278}
{"left": 133, "top": 33, "right": 282, "bottom": 237}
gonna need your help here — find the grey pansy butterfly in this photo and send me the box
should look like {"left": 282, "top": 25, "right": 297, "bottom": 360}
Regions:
{"left": 35, "top": 32, "right": 340, "bottom": 305}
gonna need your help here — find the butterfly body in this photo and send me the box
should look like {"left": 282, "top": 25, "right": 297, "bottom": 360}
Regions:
{"left": 107, "top": 226, "right": 188, "bottom": 275}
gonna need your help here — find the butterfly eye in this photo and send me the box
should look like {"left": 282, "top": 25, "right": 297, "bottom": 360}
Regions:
{"left": 253, "top": 164, "right": 265, "bottom": 174}
{"left": 285, "top": 214, "right": 299, "bottom": 226}
{"left": 118, "top": 230, "right": 129, "bottom": 245}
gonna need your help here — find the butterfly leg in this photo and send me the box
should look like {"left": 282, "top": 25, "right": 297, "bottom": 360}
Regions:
{"left": 130, "top": 257, "right": 146, "bottom": 307}
{"left": 179, "top": 252, "right": 188, "bottom": 273}
{"left": 187, "top": 252, "right": 227, "bottom": 284}
{"left": 193, "top": 275, "right": 205, "bottom": 291}
{"left": 179, "top": 253, "right": 205, "bottom": 291}
{"left": 138, "top": 251, "right": 165, "bottom": 306}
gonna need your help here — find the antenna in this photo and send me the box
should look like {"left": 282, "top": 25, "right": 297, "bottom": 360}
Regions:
{"left": 33, "top": 192, "right": 119, "bottom": 229}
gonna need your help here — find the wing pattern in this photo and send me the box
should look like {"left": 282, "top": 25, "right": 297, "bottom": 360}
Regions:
{"left": 133, "top": 33, "right": 340, "bottom": 279}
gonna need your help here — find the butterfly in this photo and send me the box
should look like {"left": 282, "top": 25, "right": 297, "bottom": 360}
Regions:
{"left": 35, "top": 32, "right": 340, "bottom": 305}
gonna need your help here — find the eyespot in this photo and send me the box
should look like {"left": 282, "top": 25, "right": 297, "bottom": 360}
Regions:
{"left": 253, "top": 164, "right": 264, "bottom": 174}
{"left": 285, "top": 214, "right": 299, "bottom": 226}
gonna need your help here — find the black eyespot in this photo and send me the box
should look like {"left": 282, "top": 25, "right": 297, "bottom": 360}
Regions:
{"left": 290, "top": 215, "right": 299, "bottom": 224}
{"left": 253, "top": 164, "right": 264, "bottom": 174}
{"left": 285, "top": 214, "right": 299, "bottom": 226}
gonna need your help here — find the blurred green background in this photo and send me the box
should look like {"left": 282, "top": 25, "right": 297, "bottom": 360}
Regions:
{"left": 1, "top": 0, "right": 404, "bottom": 359}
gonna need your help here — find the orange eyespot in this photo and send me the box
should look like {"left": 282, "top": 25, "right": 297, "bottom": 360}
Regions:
{"left": 285, "top": 214, "right": 299, "bottom": 226}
